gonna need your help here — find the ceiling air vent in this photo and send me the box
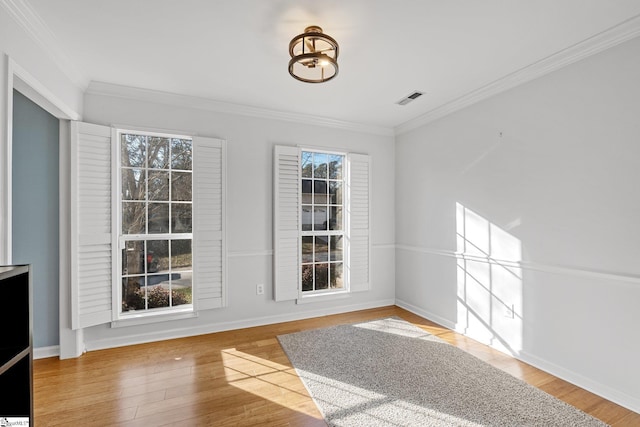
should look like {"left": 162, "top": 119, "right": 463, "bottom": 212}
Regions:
{"left": 396, "top": 91, "right": 424, "bottom": 106}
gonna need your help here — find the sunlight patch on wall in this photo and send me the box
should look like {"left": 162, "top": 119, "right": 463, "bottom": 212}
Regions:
{"left": 456, "top": 203, "right": 523, "bottom": 355}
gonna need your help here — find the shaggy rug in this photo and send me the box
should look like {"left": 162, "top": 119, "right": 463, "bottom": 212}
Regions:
{"left": 278, "top": 317, "right": 607, "bottom": 427}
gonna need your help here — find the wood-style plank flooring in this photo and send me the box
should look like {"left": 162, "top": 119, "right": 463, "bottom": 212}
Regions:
{"left": 33, "top": 306, "right": 640, "bottom": 426}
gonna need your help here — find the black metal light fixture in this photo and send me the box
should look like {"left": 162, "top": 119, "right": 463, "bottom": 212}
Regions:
{"left": 288, "top": 26, "right": 339, "bottom": 83}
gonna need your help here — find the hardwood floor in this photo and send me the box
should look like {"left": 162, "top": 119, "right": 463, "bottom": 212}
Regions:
{"left": 33, "top": 306, "right": 639, "bottom": 426}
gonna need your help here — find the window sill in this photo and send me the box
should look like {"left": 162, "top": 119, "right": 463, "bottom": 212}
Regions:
{"left": 111, "top": 307, "right": 198, "bottom": 328}
{"left": 296, "top": 290, "right": 350, "bottom": 305}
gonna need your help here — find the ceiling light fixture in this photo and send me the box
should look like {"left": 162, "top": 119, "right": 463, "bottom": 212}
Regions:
{"left": 288, "top": 26, "right": 339, "bottom": 83}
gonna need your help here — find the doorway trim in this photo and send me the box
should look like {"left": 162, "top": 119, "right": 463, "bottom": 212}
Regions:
{"left": 3, "top": 56, "right": 80, "bottom": 262}
{"left": 2, "top": 54, "right": 83, "bottom": 358}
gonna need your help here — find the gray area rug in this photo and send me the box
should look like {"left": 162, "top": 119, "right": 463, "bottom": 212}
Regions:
{"left": 278, "top": 317, "right": 607, "bottom": 427}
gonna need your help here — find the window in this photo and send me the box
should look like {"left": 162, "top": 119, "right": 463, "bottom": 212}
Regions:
{"left": 300, "top": 151, "right": 344, "bottom": 293}
{"left": 119, "top": 132, "right": 193, "bottom": 315}
{"left": 70, "top": 121, "right": 226, "bottom": 330}
{"left": 273, "top": 145, "right": 370, "bottom": 302}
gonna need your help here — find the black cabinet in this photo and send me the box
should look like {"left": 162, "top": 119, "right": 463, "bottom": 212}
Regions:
{"left": 0, "top": 265, "right": 32, "bottom": 422}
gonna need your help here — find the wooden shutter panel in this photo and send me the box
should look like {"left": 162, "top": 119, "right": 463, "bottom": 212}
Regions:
{"left": 193, "top": 136, "right": 226, "bottom": 310}
{"left": 347, "top": 153, "right": 371, "bottom": 292}
{"left": 273, "top": 145, "right": 300, "bottom": 301}
{"left": 70, "top": 121, "right": 113, "bottom": 329}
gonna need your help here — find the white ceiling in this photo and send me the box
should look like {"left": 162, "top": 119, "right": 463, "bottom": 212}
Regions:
{"left": 24, "top": 0, "right": 640, "bottom": 131}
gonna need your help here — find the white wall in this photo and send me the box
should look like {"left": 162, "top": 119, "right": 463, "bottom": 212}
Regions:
{"left": 0, "top": 8, "right": 83, "bottom": 115}
{"left": 81, "top": 90, "right": 396, "bottom": 349}
{"left": 395, "top": 37, "right": 640, "bottom": 412}
{"left": 2, "top": 6, "right": 78, "bottom": 264}
{"left": 1, "top": 5, "right": 83, "bottom": 262}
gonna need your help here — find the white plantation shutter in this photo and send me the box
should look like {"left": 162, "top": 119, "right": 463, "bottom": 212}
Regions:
{"left": 71, "top": 121, "right": 113, "bottom": 329}
{"left": 193, "top": 137, "right": 226, "bottom": 310}
{"left": 273, "top": 145, "right": 300, "bottom": 301}
{"left": 347, "top": 153, "right": 371, "bottom": 292}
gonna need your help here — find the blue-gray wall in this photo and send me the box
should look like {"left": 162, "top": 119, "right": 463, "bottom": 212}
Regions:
{"left": 12, "top": 90, "right": 59, "bottom": 348}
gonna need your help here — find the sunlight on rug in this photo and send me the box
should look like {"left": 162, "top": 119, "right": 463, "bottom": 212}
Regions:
{"left": 278, "top": 317, "right": 608, "bottom": 427}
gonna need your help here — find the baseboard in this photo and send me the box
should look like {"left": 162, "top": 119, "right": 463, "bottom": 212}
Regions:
{"left": 396, "top": 298, "right": 640, "bottom": 414}
{"left": 519, "top": 351, "right": 640, "bottom": 414}
{"left": 84, "top": 298, "right": 396, "bottom": 352}
{"left": 394, "top": 299, "right": 457, "bottom": 330}
{"left": 33, "top": 345, "right": 60, "bottom": 359}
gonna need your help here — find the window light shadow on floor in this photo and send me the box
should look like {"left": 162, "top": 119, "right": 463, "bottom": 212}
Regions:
{"left": 220, "top": 347, "right": 324, "bottom": 419}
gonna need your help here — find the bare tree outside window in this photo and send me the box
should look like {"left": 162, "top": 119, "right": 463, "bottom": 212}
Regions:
{"left": 300, "top": 151, "right": 344, "bottom": 293}
{"left": 120, "top": 132, "right": 194, "bottom": 313}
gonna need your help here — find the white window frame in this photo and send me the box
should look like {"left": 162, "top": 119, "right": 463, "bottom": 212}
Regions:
{"left": 114, "top": 128, "right": 195, "bottom": 321}
{"left": 299, "top": 148, "right": 348, "bottom": 299}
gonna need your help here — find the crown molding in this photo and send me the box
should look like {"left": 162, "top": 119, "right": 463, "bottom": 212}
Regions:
{"left": 86, "top": 81, "right": 395, "bottom": 137}
{"left": 1, "top": 0, "right": 89, "bottom": 89}
{"left": 395, "top": 14, "right": 640, "bottom": 136}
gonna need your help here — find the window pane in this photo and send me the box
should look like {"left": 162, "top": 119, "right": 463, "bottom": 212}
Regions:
{"left": 121, "top": 134, "right": 145, "bottom": 168}
{"left": 329, "top": 155, "right": 343, "bottom": 179}
{"left": 148, "top": 171, "right": 169, "bottom": 201}
{"left": 171, "top": 203, "right": 192, "bottom": 233}
{"left": 148, "top": 136, "right": 170, "bottom": 169}
{"left": 329, "top": 206, "right": 342, "bottom": 231}
{"left": 147, "top": 240, "right": 168, "bottom": 273}
{"left": 329, "top": 181, "right": 342, "bottom": 204}
{"left": 168, "top": 240, "right": 192, "bottom": 303}
{"left": 122, "top": 168, "right": 145, "bottom": 201}
{"left": 122, "top": 240, "right": 145, "bottom": 275}
{"left": 122, "top": 202, "right": 146, "bottom": 234}
{"left": 301, "top": 179, "right": 312, "bottom": 204}
{"left": 314, "top": 206, "right": 327, "bottom": 230}
{"left": 119, "top": 131, "right": 196, "bottom": 315}
{"left": 122, "top": 276, "right": 145, "bottom": 312}
{"left": 147, "top": 286, "right": 170, "bottom": 309}
{"left": 314, "top": 180, "right": 327, "bottom": 204}
{"left": 315, "top": 263, "right": 329, "bottom": 290}
{"left": 301, "top": 151, "right": 313, "bottom": 178}
{"left": 313, "top": 153, "right": 328, "bottom": 178}
{"left": 148, "top": 203, "right": 169, "bottom": 233}
{"left": 301, "top": 236, "right": 313, "bottom": 263}
{"left": 330, "top": 263, "right": 344, "bottom": 289}
{"left": 330, "top": 236, "right": 343, "bottom": 261}
{"left": 171, "top": 240, "right": 192, "bottom": 271}
{"left": 301, "top": 205, "right": 312, "bottom": 231}
{"left": 172, "top": 172, "right": 192, "bottom": 201}
{"left": 172, "top": 286, "right": 192, "bottom": 307}
{"left": 171, "top": 138, "right": 192, "bottom": 170}
{"left": 314, "top": 236, "right": 328, "bottom": 262}
{"left": 301, "top": 265, "right": 313, "bottom": 291}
